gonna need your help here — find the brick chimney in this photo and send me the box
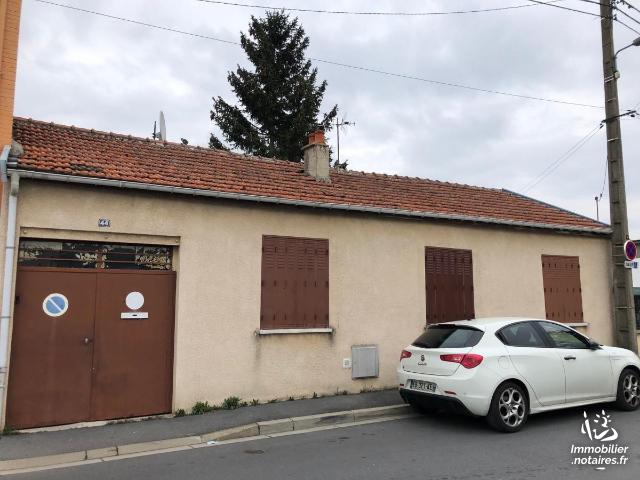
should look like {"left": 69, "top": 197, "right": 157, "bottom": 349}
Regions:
{"left": 302, "top": 129, "right": 330, "bottom": 183}
{"left": 0, "top": 0, "right": 22, "bottom": 146}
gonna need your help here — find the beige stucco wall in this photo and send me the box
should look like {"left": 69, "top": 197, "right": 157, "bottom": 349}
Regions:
{"left": 6, "top": 179, "right": 616, "bottom": 413}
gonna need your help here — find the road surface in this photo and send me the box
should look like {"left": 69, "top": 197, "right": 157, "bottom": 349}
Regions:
{"left": 10, "top": 405, "right": 640, "bottom": 480}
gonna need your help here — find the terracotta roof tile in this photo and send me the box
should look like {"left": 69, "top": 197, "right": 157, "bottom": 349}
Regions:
{"left": 10, "top": 117, "right": 608, "bottom": 234}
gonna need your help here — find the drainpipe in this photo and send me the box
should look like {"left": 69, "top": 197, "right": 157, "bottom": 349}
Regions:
{"left": 0, "top": 145, "right": 19, "bottom": 425}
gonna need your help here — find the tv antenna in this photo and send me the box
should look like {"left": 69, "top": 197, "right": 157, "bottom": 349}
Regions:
{"left": 335, "top": 114, "right": 355, "bottom": 167}
{"left": 152, "top": 111, "right": 167, "bottom": 141}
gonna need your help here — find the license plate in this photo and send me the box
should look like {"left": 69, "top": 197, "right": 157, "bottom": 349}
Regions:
{"left": 410, "top": 379, "right": 436, "bottom": 393}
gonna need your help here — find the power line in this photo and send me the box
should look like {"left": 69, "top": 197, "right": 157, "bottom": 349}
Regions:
{"left": 197, "top": 0, "right": 640, "bottom": 30}
{"left": 33, "top": 1, "right": 239, "bottom": 45}
{"left": 34, "top": 0, "right": 605, "bottom": 110}
{"left": 619, "top": 0, "right": 640, "bottom": 15}
{"left": 598, "top": 156, "right": 608, "bottom": 199}
{"left": 574, "top": 0, "right": 640, "bottom": 25}
{"left": 310, "top": 58, "right": 602, "bottom": 108}
{"left": 521, "top": 123, "right": 604, "bottom": 193}
{"left": 527, "top": 0, "right": 606, "bottom": 17}
{"left": 195, "top": 0, "right": 565, "bottom": 16}
{"left": 528, "top": 0, "right": 640, "bottom": 34}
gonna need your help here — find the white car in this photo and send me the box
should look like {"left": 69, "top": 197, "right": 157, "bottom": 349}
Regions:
{"left": 398, "top": 317, "right": 640, "bottom": 432}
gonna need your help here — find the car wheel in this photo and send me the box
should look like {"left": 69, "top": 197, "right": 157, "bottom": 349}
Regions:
{"left": 487, "top": 381, "right": 528, "bottom": 433}
{"left": 614, "top": 368, "right": 640, "bottom": 411}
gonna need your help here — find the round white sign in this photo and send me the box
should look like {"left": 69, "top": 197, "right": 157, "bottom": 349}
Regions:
{"left": 125, "top": 291, "right": 145, "bottom": 311}
{"left": 42, "top": 293, "right": 69, "bottom": 317}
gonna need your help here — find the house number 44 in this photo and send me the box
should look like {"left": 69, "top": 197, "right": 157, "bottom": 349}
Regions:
{"left": 98, "top": 218, "right": 111, "bottom": 228}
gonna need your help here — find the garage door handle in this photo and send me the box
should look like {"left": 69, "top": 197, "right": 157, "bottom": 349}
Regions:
{"left": 564, "top": 355, "right": 576, "bottom": 360}
{"left": 83, "top": 337, "right": 93, "bottom": 345}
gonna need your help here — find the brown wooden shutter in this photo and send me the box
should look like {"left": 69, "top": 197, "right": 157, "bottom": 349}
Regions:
{"left": 425, "top": 247, "right": 475, "bottom": 324}
{"left": 541, "top": 255, "right": 583, "bottom": 323}
{"left": 261, "top": 235, "right": 329, "bottom": 329}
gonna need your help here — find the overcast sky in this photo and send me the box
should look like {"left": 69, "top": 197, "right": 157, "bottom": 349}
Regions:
{"left": 13, "top": 1, "right": 640, "bottom": 241}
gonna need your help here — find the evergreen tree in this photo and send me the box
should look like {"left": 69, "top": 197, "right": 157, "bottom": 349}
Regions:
{"left": 210, "top": 11, "right": 337, "bottom": 161}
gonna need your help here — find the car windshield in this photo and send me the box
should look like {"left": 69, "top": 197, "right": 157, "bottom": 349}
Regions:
{"left": 412, "top": 324, "right": 483, "bottom": 349}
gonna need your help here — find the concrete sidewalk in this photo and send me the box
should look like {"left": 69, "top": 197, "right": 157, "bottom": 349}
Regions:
{"left": 0, "top": 390, "right": 401, "bottom": 462}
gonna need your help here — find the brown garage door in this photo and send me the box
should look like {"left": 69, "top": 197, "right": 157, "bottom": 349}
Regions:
{"left": 6, "top": 240, "right": 176, "bottom": 429}
{"left": 425, "top": 246, "right": 475, "bottom": 324}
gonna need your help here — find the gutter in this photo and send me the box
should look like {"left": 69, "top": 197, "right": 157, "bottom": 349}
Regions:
{"left": 1, "top": 149, "right": 19, "bottom": 425}
{"left": 7, "top": 168, "right": 612, "bottom": 236}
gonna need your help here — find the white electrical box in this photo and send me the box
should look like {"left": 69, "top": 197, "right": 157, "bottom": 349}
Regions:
{"left": 351, "top": 345, "right": 379, "bottom": 379}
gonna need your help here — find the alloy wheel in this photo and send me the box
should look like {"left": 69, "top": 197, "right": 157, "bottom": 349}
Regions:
{"left": 498, "top": 387, "right": 526, "bottom": 428}
{"left": 622, "top": 373, "right": 639, "bottom": 408}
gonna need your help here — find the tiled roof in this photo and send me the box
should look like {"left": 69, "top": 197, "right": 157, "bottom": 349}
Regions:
{"left": 10, "top": 117, "right": 608, "bottom": 234}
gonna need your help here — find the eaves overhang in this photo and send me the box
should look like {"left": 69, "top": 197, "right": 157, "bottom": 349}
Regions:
{"left": 8, "top": 168, "right": 613, "bottom": 236}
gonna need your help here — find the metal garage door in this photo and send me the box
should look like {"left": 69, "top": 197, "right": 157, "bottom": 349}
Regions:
{"left": 6, "top": 240, "right": 176, "bottom": 429}
{"left": 425, "top": 246, "right": 475, "bottom": 324}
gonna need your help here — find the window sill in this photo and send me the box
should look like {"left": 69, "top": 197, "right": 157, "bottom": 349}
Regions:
{"left": 256, "top": 327, "right": 334, "bottom": 336}
{"left": 566, "top": 323, "right": 589, "bottom": 328}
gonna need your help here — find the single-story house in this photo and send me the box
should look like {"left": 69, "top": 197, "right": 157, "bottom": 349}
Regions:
{"left": 0, "top": 117, "right": 618, "bottom": 429}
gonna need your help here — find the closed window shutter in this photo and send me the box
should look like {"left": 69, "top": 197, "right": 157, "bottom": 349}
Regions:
{"left": 541, "top": 255, "right": 583, "bottom": 323}
{"left": 425, "top": 247, "right": 475, "bottom": 324}
{"left": 261, "top": 236, "right": 329, "bottom": 329}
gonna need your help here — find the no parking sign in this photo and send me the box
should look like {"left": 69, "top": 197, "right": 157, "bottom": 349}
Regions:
{"left": 623, "top": 240, "right": 638, "bottom": 269}
{"left": 42, "top": 293, "right": 68, "bottom": 317}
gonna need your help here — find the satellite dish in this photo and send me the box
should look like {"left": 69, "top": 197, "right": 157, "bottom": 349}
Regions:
{"left": 158, "top": 111, "right": 166, "bottom": 141}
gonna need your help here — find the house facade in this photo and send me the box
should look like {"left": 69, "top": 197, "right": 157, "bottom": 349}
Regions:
{"left": 0, "top": 117, "right": 617, "bottom": 429}
{"left": 0, "top": 0, "right": 632, "bottom": 431}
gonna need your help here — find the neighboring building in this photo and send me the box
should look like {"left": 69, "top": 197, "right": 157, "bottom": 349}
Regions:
{"left": 0, "top": 117, "right": 615, "bottom": 429}
{"left": 0, "top": 0, "right": 21, "bottom": 430}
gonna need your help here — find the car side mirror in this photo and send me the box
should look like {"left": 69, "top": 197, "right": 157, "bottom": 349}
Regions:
{"left": 587, "top": 339, "right": 601, "bottom": 350}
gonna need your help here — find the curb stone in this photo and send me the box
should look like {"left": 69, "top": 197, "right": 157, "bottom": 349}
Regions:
{"left": 0, "top": 451, "right": 86, "bottom": 472}
{"left": 256, "top": 418, "right": 294, "bottom": 435}
{"left": 0, "top": 403, "right": 409, "bottom": 473}
{"left": 201, "top": 423, "right": 259, "bottom": 443}
{"left": 116, "top": 436, "right": 202, "bottom": 455}
{"left": 353, "top": 404, "right": 410, "bottom": 421}
{"left": 292, "top": 410, "right": 355, "bottom": 430}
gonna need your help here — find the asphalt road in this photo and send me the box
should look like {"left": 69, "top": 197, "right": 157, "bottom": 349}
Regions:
{"left": 10, "top": 405, "right": 640, "bottom": 480}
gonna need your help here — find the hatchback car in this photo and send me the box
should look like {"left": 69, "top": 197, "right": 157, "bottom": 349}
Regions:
{"left": 398, "top": 317, "right": 640, "bottom": 432}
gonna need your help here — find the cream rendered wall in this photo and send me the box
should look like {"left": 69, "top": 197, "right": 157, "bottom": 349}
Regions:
{"left": 11, "top": 180, "right": 614, "bottom": 411}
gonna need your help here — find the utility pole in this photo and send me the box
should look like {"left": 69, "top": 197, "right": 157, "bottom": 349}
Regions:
{"left": 599, "top": 0, "right": 638, "bottom": 352}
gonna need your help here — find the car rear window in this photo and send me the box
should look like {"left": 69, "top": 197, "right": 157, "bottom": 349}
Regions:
{"left": 412, "top": 324, "right": 483, "bottom": 349}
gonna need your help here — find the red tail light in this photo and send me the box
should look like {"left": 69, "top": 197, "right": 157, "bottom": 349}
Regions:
{"left": 440, "top": 353, "right": 483, "bottom": 369}
{"left": 400, "top": 350, "right": 412, "bottom": 360}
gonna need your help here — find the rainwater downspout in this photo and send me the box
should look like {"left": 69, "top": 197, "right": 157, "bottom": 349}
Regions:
{"left": 0, "top": 145, "right": 19, "bottom": 425}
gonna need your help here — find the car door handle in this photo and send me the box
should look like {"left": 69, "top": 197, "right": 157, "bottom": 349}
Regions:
{"left": 564, "top": 355, "right": 576, "bottom": 361}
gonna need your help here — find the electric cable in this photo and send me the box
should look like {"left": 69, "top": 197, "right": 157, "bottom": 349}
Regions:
{"left": 521, "top": 123, "right": 604, "bottom": 193}
{"left": 34, "top": 0, "right": 605, "bottom": 109}
{"left": 194, "top": 0, "right": 565, "bottom": 16}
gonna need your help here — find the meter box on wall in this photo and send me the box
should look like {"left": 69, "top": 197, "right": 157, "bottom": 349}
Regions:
{"left": 351, "top": 345, "right": 379, "bottom": 379}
